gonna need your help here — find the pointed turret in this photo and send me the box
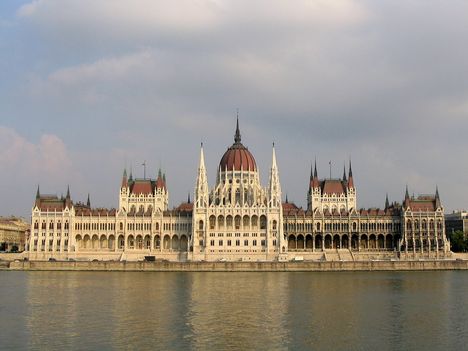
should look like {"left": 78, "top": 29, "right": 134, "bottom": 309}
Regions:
{"left": 435, "top": 185, "right": 441, "bottom": 208}
{"left": 187, "top": 192, "right": 191, "bottom": 204}
{"left": 195, "top": 143, "right": 209, "bottom": 207}
{"left": 268, "top": 142, "right": 281, "bottom": 208}
{"left": 310, "top": 159, "right": 319, "bottom": 189}
{"left": 347, "top": 160, "right": 354, "bottom": 188}
{"left": 385, "top": 193, "right": 390, "bottom": 210}
{"left": 66, "top": 185, "right": 70, "bottom": 199}
{"left": 87, "top": 193, "right": 91, "bottom": 208}
{"left": 121, "top": 168, "right": 128, "bottom": 188}
{"left": 342, "top": 163, "right": 347, "bottom": 182}
{"left": 403, "top": 185, "right": 410, "bottom": 209}
{"left": 36, "top": 185, "right": 40, "bottom": 199}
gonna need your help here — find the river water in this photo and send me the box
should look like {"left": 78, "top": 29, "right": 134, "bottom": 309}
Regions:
{"left": 0, "top": 271, "right": 467, "bottom": 350}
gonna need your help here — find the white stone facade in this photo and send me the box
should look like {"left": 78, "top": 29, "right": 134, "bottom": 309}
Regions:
{"left": 27, "top": 122, "right": 451, "bottom": 261}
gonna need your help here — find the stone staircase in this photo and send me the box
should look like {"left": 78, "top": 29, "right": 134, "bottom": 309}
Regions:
{"left": 337, "top": 249, "right": 354, "bottom": 261}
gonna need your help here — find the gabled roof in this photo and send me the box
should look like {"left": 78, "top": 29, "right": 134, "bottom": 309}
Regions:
{"left": 321, "top": 179, "right": 347, "bottom": 195}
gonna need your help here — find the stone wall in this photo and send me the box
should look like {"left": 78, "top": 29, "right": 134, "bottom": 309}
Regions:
{"left": 9, "top": 259, "right": 468, "bottom": 272}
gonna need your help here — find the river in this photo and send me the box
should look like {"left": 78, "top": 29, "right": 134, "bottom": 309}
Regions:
{"left": 0, "top": 271, "right": 467, "bottom": 350}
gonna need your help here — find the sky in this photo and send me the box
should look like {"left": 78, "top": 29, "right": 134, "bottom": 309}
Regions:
{"left": 1, "top": 0, "right": 468, "bottom": 218}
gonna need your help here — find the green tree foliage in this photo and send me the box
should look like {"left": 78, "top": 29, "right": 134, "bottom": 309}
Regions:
{"left": 449, "top": 230, "right": 468, "bottom": 252}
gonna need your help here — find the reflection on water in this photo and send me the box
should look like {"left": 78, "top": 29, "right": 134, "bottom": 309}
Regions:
{"left": 0, "top": 271, "right": 467, "bottom": 350}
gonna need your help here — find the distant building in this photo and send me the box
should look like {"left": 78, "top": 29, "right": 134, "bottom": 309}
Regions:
{"left": 445, "top": 211, "right": 468, "bottom": 238}
{"left": 0, "top": 217, "right": 29, "bottom": 252}
{"left": 27, "top": 120, "right": 451, "bottom": 261}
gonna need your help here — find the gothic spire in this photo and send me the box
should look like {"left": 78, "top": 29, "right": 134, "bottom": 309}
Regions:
{"left": 405, "top": 184, "right": 409, "bottom": 199}
{"left": 234, "top": 116, "right": 241, "bottom": 143}
{"left": 268, "top": 142, "right": 281, "bottom": 208}
{"left": 36, "top": 185, "right": 40, "bottom": 199}
{"left": 343, "top": 163, "right": 347, "bottom": 181}
{"left": 347, "top": 159, "right": 354, "bottom": 188}
{"left": 314, "top": 158, "right": 318, "bottom": 178}
{"left": 66, "top": 185, "right": 70, "bottom": 199}
{"left": 385, "top": 193, "right": 389, "bottom": 209}
{"left": 195, "top": 143, "right": 209, "bottom": 207}
{"left": 87, "top": 193, "right": 91, "bottom": 207}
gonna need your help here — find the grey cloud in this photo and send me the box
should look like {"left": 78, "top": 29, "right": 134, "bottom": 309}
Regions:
{"left": 1, "top": 0, "right": 468, "bottom": 216}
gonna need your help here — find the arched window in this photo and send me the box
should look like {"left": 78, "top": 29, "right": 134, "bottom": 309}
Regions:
{"left": 226, "top": 216, "right": 233, "bottom": 229}
{"left": 272, "top": 220, "right": 277, "bottom": 230}
{"left": 198, "top": 220, "right": 204, "bottom": 230}
{"left": 260, "top": 215, "right": 267, "bottom": 230}
{"left": 209, "top": 216, "right": 216, "bottom": 230}
{"left": 243, "top": 215, "right": 250, "bottom": 229}
{"left": 235, "top": 216, "right": 241, "bottom": 230}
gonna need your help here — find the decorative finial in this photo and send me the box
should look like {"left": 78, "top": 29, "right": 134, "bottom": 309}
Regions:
{"left": 36, "top": 184, "right": 40, "bottom": 199}
{"left": 87, "top": 193, "right": 91, "bottom": 207}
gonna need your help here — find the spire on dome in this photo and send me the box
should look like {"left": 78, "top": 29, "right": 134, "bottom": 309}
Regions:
{"left": 234, "top": 116, "right": 241, "bottom": 144}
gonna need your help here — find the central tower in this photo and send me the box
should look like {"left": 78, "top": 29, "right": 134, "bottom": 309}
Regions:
{"left": 191, "top": 118, "right": 284, "bottom": 261}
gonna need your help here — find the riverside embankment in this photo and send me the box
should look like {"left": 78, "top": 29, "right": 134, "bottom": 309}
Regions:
{"left": 6, "top": 259, "right": 468, "bottom": 272}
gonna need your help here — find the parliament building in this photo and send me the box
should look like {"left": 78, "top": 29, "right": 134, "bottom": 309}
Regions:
{"left": 27, "top": 121, "right": 450, "bottom": 261}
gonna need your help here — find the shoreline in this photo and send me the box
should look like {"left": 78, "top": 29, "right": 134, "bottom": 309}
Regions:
{"left": 4, "top": 259, "right": 468, "bottom": 272}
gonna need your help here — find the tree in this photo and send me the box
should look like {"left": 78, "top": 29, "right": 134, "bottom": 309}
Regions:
{"left": 449, "top": 230, "right": 468, "bottom": 252}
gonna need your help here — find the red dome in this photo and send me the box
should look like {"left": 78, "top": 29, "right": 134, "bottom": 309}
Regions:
{"left": 219, "top": 119, "right": 257, "bottom": 171}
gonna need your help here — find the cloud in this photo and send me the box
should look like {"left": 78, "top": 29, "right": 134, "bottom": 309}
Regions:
{"left": 0, "top": 126, "right": 78, "bottom": 216}
{"left": 2, "top": 0, "right": 468, "bottom": 214}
